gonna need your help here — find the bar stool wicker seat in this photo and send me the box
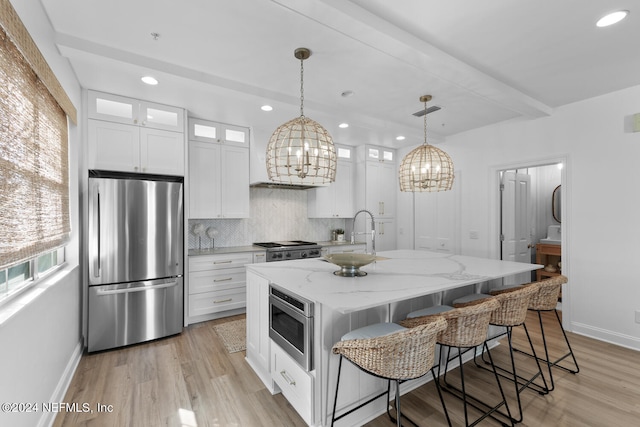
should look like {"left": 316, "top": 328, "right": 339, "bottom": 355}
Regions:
{"left": 331, "top": 317, "right": 449, "bottom": 427}
{"left": 514, "top": 275, "right": 579, "bottom": 392}
{"left": 451, "top": 283, "right": 545, "bottom": 423}
{"left": 400, "top": 298, "right": 513, "bottom": 427}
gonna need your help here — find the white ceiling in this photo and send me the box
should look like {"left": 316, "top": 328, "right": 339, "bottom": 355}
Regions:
{"left": 41, "top": 0, "right": 639, "bottom": 148}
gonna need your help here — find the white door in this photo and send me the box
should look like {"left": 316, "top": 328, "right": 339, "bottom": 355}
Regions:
{"left": 189, "top": 141, "right": 221, "bottom": 218}
{"left": 220, "top": 145, "right": 250, "bottom": 218}
{"left": 501, "top": 171, "right": 533, "bottom": 285}
{"left": 88, "top": 120, "right": 140, "bottom": 172}
{"left": 140, "top": 128, "right": 184, "bottom": 175}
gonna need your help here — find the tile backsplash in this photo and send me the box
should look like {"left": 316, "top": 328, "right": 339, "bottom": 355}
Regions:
{"left": 188, "top": 187, "right": 346, "bottom": 249}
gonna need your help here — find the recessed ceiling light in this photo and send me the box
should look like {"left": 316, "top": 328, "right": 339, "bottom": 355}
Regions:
{"left": 141, "top": 76, "right": 158, "bottom": 85}
{"left": 396, "top": 135, "right": 405, "bottom": 141}
{"left": 338, "top": 123, "right": 349, "bottom": 128}
{"left": 596, "top": 10, "right": 629, "bottom": 27}
{"left": 261, "top": 105, "right": 273, "bottom": 111}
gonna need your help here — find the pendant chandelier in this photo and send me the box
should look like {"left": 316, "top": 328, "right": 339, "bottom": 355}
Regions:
{"left": 399, "top": 95, "right": 454, "bottom": 192}
{"left": 266, "top": 48, "right": 337, "bottom": 184}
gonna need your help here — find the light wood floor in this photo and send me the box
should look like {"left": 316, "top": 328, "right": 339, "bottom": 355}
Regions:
{"left": 54, "top": 311, "right": 640, "bottom": 427}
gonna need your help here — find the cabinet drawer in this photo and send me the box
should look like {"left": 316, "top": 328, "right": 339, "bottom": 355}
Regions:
{"left": 271, "top": 342, "right": 313, "bottom": 424}
{"left": 188, "top": 288, "right": 246, "bottom": 316}
{"left": 328, "top": 244, "right": 366, "bottom": 254}
{"left": 189, "top": 268, "right": 246, "bottom": 294}
{"left": 189, "top": 253, "right": 253, "bottom": 272}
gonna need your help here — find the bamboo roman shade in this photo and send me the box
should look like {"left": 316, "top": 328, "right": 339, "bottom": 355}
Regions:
{"left": 0, "top": 11, "right": 71, "bottom": 269}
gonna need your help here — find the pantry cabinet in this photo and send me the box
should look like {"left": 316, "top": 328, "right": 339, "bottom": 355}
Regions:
{"left": 188, "top": 118, "right": 250, "bottom": 219}
{"left": 87, "top": 90, "right": 185, "bottom": 175}
{"left": 414, "top": 188, "right": 457, "bottom": 254}
{"left": 353, "top": 145, "right": 397, "bottom": 251}
{"left": 364, "top": 149, "right": 396, "bottom": 218}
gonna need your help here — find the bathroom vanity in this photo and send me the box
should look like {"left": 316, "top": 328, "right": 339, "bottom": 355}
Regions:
{"left": 536, "top": 243, "right": 561, "bottom": 281}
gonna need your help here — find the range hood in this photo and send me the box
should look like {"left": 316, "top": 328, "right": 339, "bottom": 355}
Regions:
{"left": 250, "top": 181, "right": 327, "bottom": 190}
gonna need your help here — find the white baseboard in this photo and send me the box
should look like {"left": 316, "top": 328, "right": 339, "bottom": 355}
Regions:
{"left": 38, "top": 340, "right": 84, "bottom": 427}
{"left": 571, "top": 322, "right": 640, "bottom": 351}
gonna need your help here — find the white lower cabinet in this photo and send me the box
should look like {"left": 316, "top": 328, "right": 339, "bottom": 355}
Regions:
{"left": 271, "top": 342, "right": 313, "bottom": 425}
{"left": 187, "top": 252, "right": 254, "bottom": 322}
{"left": 320, "top": 243, "right": 366, "bottom": 256}
{"left": 246, "top": 271, "right": 273, "bottom": 390}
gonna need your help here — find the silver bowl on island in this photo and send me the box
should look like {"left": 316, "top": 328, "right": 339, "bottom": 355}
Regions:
{"left": 324, "top": 253, "right": 377, "bottom": 277}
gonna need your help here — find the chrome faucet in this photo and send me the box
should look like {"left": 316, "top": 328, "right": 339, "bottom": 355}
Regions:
{"left": 351, "top": 209, "right": 376, "bottom": 256}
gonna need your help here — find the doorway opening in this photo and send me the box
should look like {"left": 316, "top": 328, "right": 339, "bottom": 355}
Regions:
{"left": 498, "top": 162, "right": 564, "bottom": 286}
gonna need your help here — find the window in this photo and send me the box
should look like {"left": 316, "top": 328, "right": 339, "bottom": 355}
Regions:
{"left": 0, "top": 19, "right": 70, "bottom": 303}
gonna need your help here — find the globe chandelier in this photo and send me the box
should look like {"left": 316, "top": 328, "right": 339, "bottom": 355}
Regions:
{"left": 399, "top": 95, "right": 454, "bottom": 192}
{"left": 266, "top": 48, "right": 337, "bottom": 184}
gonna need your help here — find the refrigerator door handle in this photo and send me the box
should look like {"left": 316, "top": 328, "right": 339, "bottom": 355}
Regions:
{"left": 93, "top": 186, "right": 101, "bottom": 278}
{"left": 94, "top": 281, "right": 179, "bottom": 296}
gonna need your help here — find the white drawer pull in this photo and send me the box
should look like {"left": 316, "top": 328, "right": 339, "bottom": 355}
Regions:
{"left": 280, "top": 370, "right": 296, "bottom": 386}
{"left": 213, "top": 260, "right": 233, "bottom": 264}
{"left": 213, "top": 298, "right": 233, "bottom": 304}
{"left": 214, "top": 277, "right": 233, "bottom": 282}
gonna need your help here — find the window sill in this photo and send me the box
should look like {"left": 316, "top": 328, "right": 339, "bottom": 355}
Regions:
{"left": 0, "top": 263, "right": 77, "bottom": 328}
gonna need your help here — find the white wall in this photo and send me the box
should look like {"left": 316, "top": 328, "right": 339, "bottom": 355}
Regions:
{"left": 0, "top": 1, "right": 83, "bottom": 426}
{"left": 438, "top": 85, "right": 640, "bottom": 350}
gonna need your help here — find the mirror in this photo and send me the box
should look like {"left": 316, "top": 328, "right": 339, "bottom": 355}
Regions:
{"left": 552, "top": 185, "right": 561, "bottom": 223}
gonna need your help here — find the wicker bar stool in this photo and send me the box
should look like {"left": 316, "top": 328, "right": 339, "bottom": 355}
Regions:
{"left": 451, "top": 284, "right": 546, "bottom": 423}
{"left": 400, "top": 299, "right": 513, "bottom": 427}
{"left": 514, "top": 275, "right": 579, "bottom": 392}
{"left": 331, "top": 317, "right": 449, "bottom": 427}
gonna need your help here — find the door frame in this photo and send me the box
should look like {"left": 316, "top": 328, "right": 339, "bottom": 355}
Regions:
{"left": 489, "top": 154, "right": 572, "bottom": 329}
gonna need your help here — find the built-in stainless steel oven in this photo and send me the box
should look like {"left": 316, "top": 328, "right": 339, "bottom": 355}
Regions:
{"left": 269, "top": 284, "right": 314, "bottom": 371}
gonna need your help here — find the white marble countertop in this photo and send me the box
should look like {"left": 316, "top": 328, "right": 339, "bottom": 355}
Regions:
{"left": 187, "top": 241, "right": 366, "bottom": 257}
{"left": 188, "top": 245, "right": 264, "bottom": 256}
{"left": 246, "top": 249, "right": 542, "bottom": 314}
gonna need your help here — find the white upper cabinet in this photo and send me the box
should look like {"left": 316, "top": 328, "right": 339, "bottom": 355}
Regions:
{"left": 308, "top": 145, "right": 354, "bottom": 218}
{"left": 188, "top": 118, "right": 250, "bottom": 219}
{"left": 188, "top": 118, "right": 249, "bottom": 147}
{"left": 87, "top": 91, "right": 185, "bottom": 175}
{"left": 88, "top": 90, "right": 184, "bottom": 132}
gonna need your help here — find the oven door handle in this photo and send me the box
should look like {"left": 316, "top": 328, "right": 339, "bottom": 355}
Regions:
{"left": 269, "top": 295, "right": 309, "bottom": 322}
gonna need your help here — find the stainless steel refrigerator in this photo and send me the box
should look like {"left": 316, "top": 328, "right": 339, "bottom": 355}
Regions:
{"left": 87, "top": 170, "right": 184, "bottom": 352}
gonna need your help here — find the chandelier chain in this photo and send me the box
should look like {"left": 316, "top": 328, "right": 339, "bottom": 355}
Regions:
{"left": 300, "top": 56, "right": 305, "bottom": 117}
{"left": 423, "top": 100, "right": 428, "bottom": 146}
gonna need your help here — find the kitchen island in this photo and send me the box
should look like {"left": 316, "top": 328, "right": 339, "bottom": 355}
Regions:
{"left": 246, "top": 250, "right": 541, "bottom": 426}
